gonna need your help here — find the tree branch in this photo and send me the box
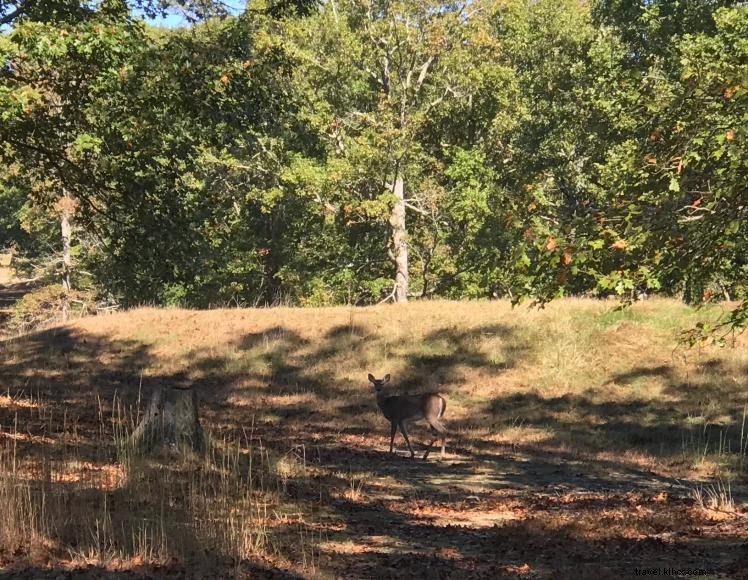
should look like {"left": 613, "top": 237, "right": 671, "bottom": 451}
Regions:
{"left": 377, "top": 281, "right": 398, "bottom": 305}
{"left": 415, "top": 55, "right": 434, "bottom": 92}
{"left": 404, "top": 201, "right": 428, "bottom": 215}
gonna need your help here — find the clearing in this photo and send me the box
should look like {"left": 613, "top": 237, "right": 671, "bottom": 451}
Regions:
{"left": 0, "top": 299, "right": 746, "bottom": 578}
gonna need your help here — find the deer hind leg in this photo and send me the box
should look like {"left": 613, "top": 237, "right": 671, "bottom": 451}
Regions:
{"left": 422, "top": 425, "right": 438, "bottom": 460}
{"left": 399, "top": 421, "right": 415, "bottom": 458}
{"left": 424, "top": 419, "right": 447, "bottom": 459}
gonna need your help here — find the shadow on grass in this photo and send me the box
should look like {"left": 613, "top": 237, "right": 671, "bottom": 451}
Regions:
{"left": 1, "top": 319, "right": 747, "bottom": 578}
{"left": 467, "top": 357, "right": 748, "bottom": 463}
{"left": 398, "top": 323, "right": 527, "bottom": 390}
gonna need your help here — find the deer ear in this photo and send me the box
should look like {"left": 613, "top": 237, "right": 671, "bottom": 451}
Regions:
{"left": 384, "top": 374, "right": 391, "bottom": 383}
{"left": 367, "top": 373, "right": 376, "bottom": 383}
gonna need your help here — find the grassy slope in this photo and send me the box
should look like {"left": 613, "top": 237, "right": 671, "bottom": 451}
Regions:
{"left": 0, "top": 298, "right": 747, "bottom": 577}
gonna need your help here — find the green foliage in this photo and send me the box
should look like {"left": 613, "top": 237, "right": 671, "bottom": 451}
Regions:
{"left": 0, "top": 183, "right": 30, "bottom": 250}
{"left": 9, "top": 284, "right": 92, "bottom": 331}
{"left": 0, "top": 0, "right": 744, "bottom": 332}
{"left": 499, "top": 1, "right": 747, "bottom": 320}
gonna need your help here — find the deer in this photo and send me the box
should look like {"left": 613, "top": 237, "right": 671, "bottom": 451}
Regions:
{"left": 367, "top": 373, "right": 447, "bottom": 460}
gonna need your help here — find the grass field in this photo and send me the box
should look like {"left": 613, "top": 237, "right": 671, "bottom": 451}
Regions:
{"left": 0, "top": 299, "right": 746, "bottom": 578}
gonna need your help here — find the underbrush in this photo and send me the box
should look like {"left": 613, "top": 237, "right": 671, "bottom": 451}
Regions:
{"left": 8, "top": 285, "right": 95, "bottom": 334}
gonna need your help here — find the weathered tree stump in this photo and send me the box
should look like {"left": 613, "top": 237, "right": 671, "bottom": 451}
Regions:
{"left": 130, "top": 386, "right": 204, "bottom": 453}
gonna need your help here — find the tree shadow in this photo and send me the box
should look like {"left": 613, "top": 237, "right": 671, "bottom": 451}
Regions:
{"left": 611, "top": 364, "right": 674, "bottom": 384}
{"left": 455, "top": 355, "right": 748, "bottom": 476}
{"left": 235, "top": 326, "right": 332, "bottom": 395}
{"left": 390, "top": 323, "right": 528, "bottom": 391}
{"left": 0, "top": 326, "right": 155, "bottom": 464}
{"left": 277, "top": 442, "right": 745, "bottom": 579}
{"left": 0, "top": 326, "right": 314, "bottom": 576}
{"left": 314, "top": 323, "right": 370, "bottom": 360}
{"left": 0, "top": 562, "right": 303, "bottom": 579}
{"left": 2, "top": 317, "right": 746, "bottom": 578}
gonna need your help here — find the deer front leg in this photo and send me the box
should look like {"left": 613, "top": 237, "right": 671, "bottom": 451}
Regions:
{"left": 399, "top": 421, "right": 415, "bottom": 458}
{"left": 389, "top": 421, "right": 397, "bottom": 453}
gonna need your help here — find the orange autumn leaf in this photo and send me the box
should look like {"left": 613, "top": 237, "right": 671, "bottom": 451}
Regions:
{"left": 723, "top": 86, "right": 738, "bottom": 99}
{"left": 611, "top": 239, "right": 627, "bottom": 250}
{"left": 562, "top": 251, "right": 573, "bottom": 265}
{"left": 545, "top": 237, "right": 558, "bottom": 251}
{"left": 726, "top": 129, "right": 736, "bottom": 141}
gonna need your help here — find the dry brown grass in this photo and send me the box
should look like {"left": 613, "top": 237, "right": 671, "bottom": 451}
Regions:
{"left": 0, "top": 298, "right": 746, "bottom": 577}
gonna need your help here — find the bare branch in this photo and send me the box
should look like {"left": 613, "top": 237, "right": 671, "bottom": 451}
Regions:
{"left": 404, "top": 67, "right": 414, "bottom": 91}
{"left": 313, "top": 192, "right": 338, "bottom": 215}
{"left": 377, "top": 282, "right": 398, "bottom": 305}
{"left": 415, "top": 55, "right": 434, "bottom": 91}
{"left": 330, "top": 0, "right": 339, "bottom": 23}
{"left": 404, "top": 201, "right": 429, "bottom": 216}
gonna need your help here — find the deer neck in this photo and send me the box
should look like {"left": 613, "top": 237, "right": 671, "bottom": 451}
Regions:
{"left": 375, "top": 389, "right": 390, "bottom": 412}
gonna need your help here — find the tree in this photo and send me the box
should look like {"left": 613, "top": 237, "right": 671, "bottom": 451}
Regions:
{"left": 0, "top": 0, "right": 241, "bottom": 27}
{"left": 0, "top": 14, "right": 148, "bottom": 293}
{"left": 1, "top": 0, "right": 743, "bottom": 321}
{"left": 287, "top": 0, "right": 505, "bottom": 303}
{"left": 1, "top": 6, "right": 323, "bottom": 306}
{"left": 588, "top": 4, "right": 747, "bottom": 334}
{"left": 500, "top": 0, "right": 747, "bottom": 335}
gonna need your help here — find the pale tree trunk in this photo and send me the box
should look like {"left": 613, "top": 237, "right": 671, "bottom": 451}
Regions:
{"left": 59, "top": 190, "right": 73, "bottom": 322}
{"left": 60, "top": 207, "right": 72, "bottom": 293}
{"left": 389, "top": 173, "right": 409, "bottom": 303}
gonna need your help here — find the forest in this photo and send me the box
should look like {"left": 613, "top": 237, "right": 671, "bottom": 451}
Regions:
{"left": 0, "top": 0, "right": 745, "bottom": 327}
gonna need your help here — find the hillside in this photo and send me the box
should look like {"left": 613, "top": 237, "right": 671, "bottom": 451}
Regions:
{"left": 1, "top": 299, "right": 746, "bottom": 578}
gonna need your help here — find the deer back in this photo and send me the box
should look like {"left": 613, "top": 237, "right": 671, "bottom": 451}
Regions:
{"left": 376, "top": 393, "right": 424, "bottom": 423}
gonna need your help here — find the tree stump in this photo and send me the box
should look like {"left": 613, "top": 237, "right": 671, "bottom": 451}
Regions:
{"left": 130, "top": 386, "right": 204, "bottom": 453}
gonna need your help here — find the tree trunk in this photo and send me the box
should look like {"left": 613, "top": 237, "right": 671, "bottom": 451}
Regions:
{"left": 266, "top": 209, "right": 283, "bottom": 305}
{"left": 60, "top": 209, "right": 72, "bottom": 293}
{"left": 59, "top": 193, "right": 72, "bottom": 323}
{"left": 60, "top": 206, "right": 72, "bottom": 292}
{"left": 390, "top": 174, "right": 409, "bottom": 303}
{"left": 130, "top": 386, "right": 204, "bottom": 454}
